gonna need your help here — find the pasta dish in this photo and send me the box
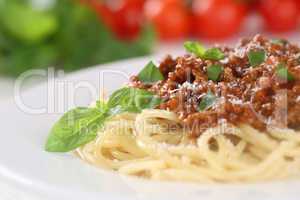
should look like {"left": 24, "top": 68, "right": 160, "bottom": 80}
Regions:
{"left": 45, "top": 35, "right": 300, "bottom": 183}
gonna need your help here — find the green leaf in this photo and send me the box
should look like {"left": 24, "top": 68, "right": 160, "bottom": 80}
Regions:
{"left": 247, "top": 50, "right": 266, "bottom": 67}
{"left": 45, "top": 87, "right": 163, "bottom": 152}
{"left": 0, "top": 1, "right": 58, "bottom": 43}
{"left": 203, "top": 48, "right": 225, "bottom": 60}
{"left": 207, "top": 64, "right": 223, "bottom": 81}
{"left": 184, "top": 41, "right": 206, "bottom": 57}
{"left": 199, "top": 91, "right": 217, "bottom": 111}
{"left": 108, "top": 87, "right": 162, "bottom": 113}
{"left": 96, "top": 100, "right": 108, "bottom": 111}
{"left": 184, "top": 42, "right": 224, "bottom": 60}
{"left": 45, "top": 107, "right": 108, "bottom": 152}
{"left": 276, "top": 63, "right": 294, "bottom": 81}
{"left": 138, "top": 61, "right": 164, "bottom": 84}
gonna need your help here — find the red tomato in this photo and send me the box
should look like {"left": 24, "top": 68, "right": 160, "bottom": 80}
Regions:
{"left": 89, "top": 0, "right": 145, "bottom": 40}
{"left": 192, "top": 0, "right": 248, "bottom": 39}
{"left": 259, "top": 0, "right": 299, "bottom": 32}
{"left": 112, "top": 0, "right": 146, "bottom": 40}
{"left": 145, "top": 0, "right": 190, "bottom": 40}
{"left": 297, "top": 0, "right": 300, "bottom": 10}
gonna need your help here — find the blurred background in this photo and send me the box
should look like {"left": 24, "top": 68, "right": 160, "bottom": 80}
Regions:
{"left": 0, "top": 0, "right": 300, "bottom": 99}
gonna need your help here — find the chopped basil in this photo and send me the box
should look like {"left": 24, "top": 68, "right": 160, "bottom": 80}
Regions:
{"left": 138, "top": 61, "right": 164, "bottom": 84}
{"left": 247, "top": 50, "right": 266, "bottom": 67}
{"left": 198, "top": 91, "right": 217, "bottom": 111}
{"left": 184, "top": 41, "right": 206, "bottom": 57}
{"left": 184, "top": 41, "right": 224, "bottom": 61}
{"left": 276, "top": 63, "right": 294, "bottom": 81}
{"left": 203, "top": 48, "right": 225, "bottom": 60}
{"left": 45, "top": 87, "right": 162, "bottom": 152}
{"left": 207, "top": 64, "right": 223, "bottom": 81}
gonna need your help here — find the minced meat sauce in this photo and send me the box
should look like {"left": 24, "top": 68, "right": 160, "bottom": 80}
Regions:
{"left": 129, "top": 35, "right": 300, "bottom": 136}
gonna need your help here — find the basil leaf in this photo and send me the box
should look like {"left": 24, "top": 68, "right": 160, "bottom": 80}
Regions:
{"left": 247, "top": 50, "right": 266, "bottom": 67}
{"left": 108, "top": 87, "right": 162, "bottom": 113}
{"left": 276, "top": 63, "right": 294, "bottom": 81}
{"left": 96, "top": 100, "right": 107, "bottom": 111}
{"left": 45, "top": 107, "right": 108, "bottom": 152}
{"left": 45, "top": 87, "right": 162, "bottom": 152}
{"left": 138, "top": 61, "right": 164, "bottom": 84}
{"left": 184, "top": 42, "right": 224, "bottom": 61}
{"left": 184, "top": 41, "right": 206, "bottom": 57}
{"left": 199, "top": 91, "right": 217, "bottom": 111}
{"left": 203, "top": 48, "right": 225, "bottom": 60}
{"left": 207, "top": 64, "right": 223, "bottom": 81}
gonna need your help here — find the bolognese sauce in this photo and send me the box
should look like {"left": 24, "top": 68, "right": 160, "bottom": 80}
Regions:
{"left": 129, "top": 35, "right": 300, "bottom": 136}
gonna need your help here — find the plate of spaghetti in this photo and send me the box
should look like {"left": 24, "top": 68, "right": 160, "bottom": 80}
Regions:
{"left": 1, "top": 35, "right": 300, "bottom": 200}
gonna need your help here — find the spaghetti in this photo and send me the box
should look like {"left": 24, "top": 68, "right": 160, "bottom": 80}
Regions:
{"left": 76, "top": 109, "right": 300, "bottom": 182}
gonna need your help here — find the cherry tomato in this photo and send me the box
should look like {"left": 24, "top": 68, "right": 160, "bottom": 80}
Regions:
{"left": 113, "top": 0, "right": 146, "bottom": 40}
{"left": 259, "top": 0, "right": 299, "bottom": 32}
{"left": 296, "top": 0, "right": 300, "bottom": 10}
{"left": 145, "top": 0, "right": 190, "bottom": 40}
{"left": 89, "top": 0, "right": 145, "bottom": 40}
{"left": 192, "top": 0, "right": 248, "bottom": 39}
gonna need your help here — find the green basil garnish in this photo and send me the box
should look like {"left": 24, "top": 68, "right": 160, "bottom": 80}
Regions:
{"left": 184, "top": 41, "right": 224, "bottom": 61}
{"left": 45, "top": 107, "right": 108, "bottom": 152}
{"left": 138, "top": 61, "right": 164, "bottom": 84}
{"left": 276, "top": 63, "right": 294, "bottom": 81}
{"left": 198, "top": 91, "right": 217, "bottom": 111}
{"left": 184, "top": 41, "right": 206, "bottom": 57}
{"left": 107, "top": 87, "right": 162, "bottom": 113}
{"left": 96, "top": 100, "right": 107, "bottom": 110}
{"left": 247, "top": 50, "right": 266, "bottom": 67}
{"left": 45, "top": 87, "right": 162, "bottom": 152}
{"left": 207, "top": 64, "right": 223, "bottom": 81}
{"left": 203, "top": 48, "right": 225, "bottom": 60}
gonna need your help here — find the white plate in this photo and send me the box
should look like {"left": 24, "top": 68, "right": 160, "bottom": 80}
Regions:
{"left": 1, "top": 57, "right": 300, "bottom": 200}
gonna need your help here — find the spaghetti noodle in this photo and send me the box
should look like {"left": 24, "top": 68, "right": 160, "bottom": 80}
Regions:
{"left": 76, "top": 109, "right": 300, "bottom": 182}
